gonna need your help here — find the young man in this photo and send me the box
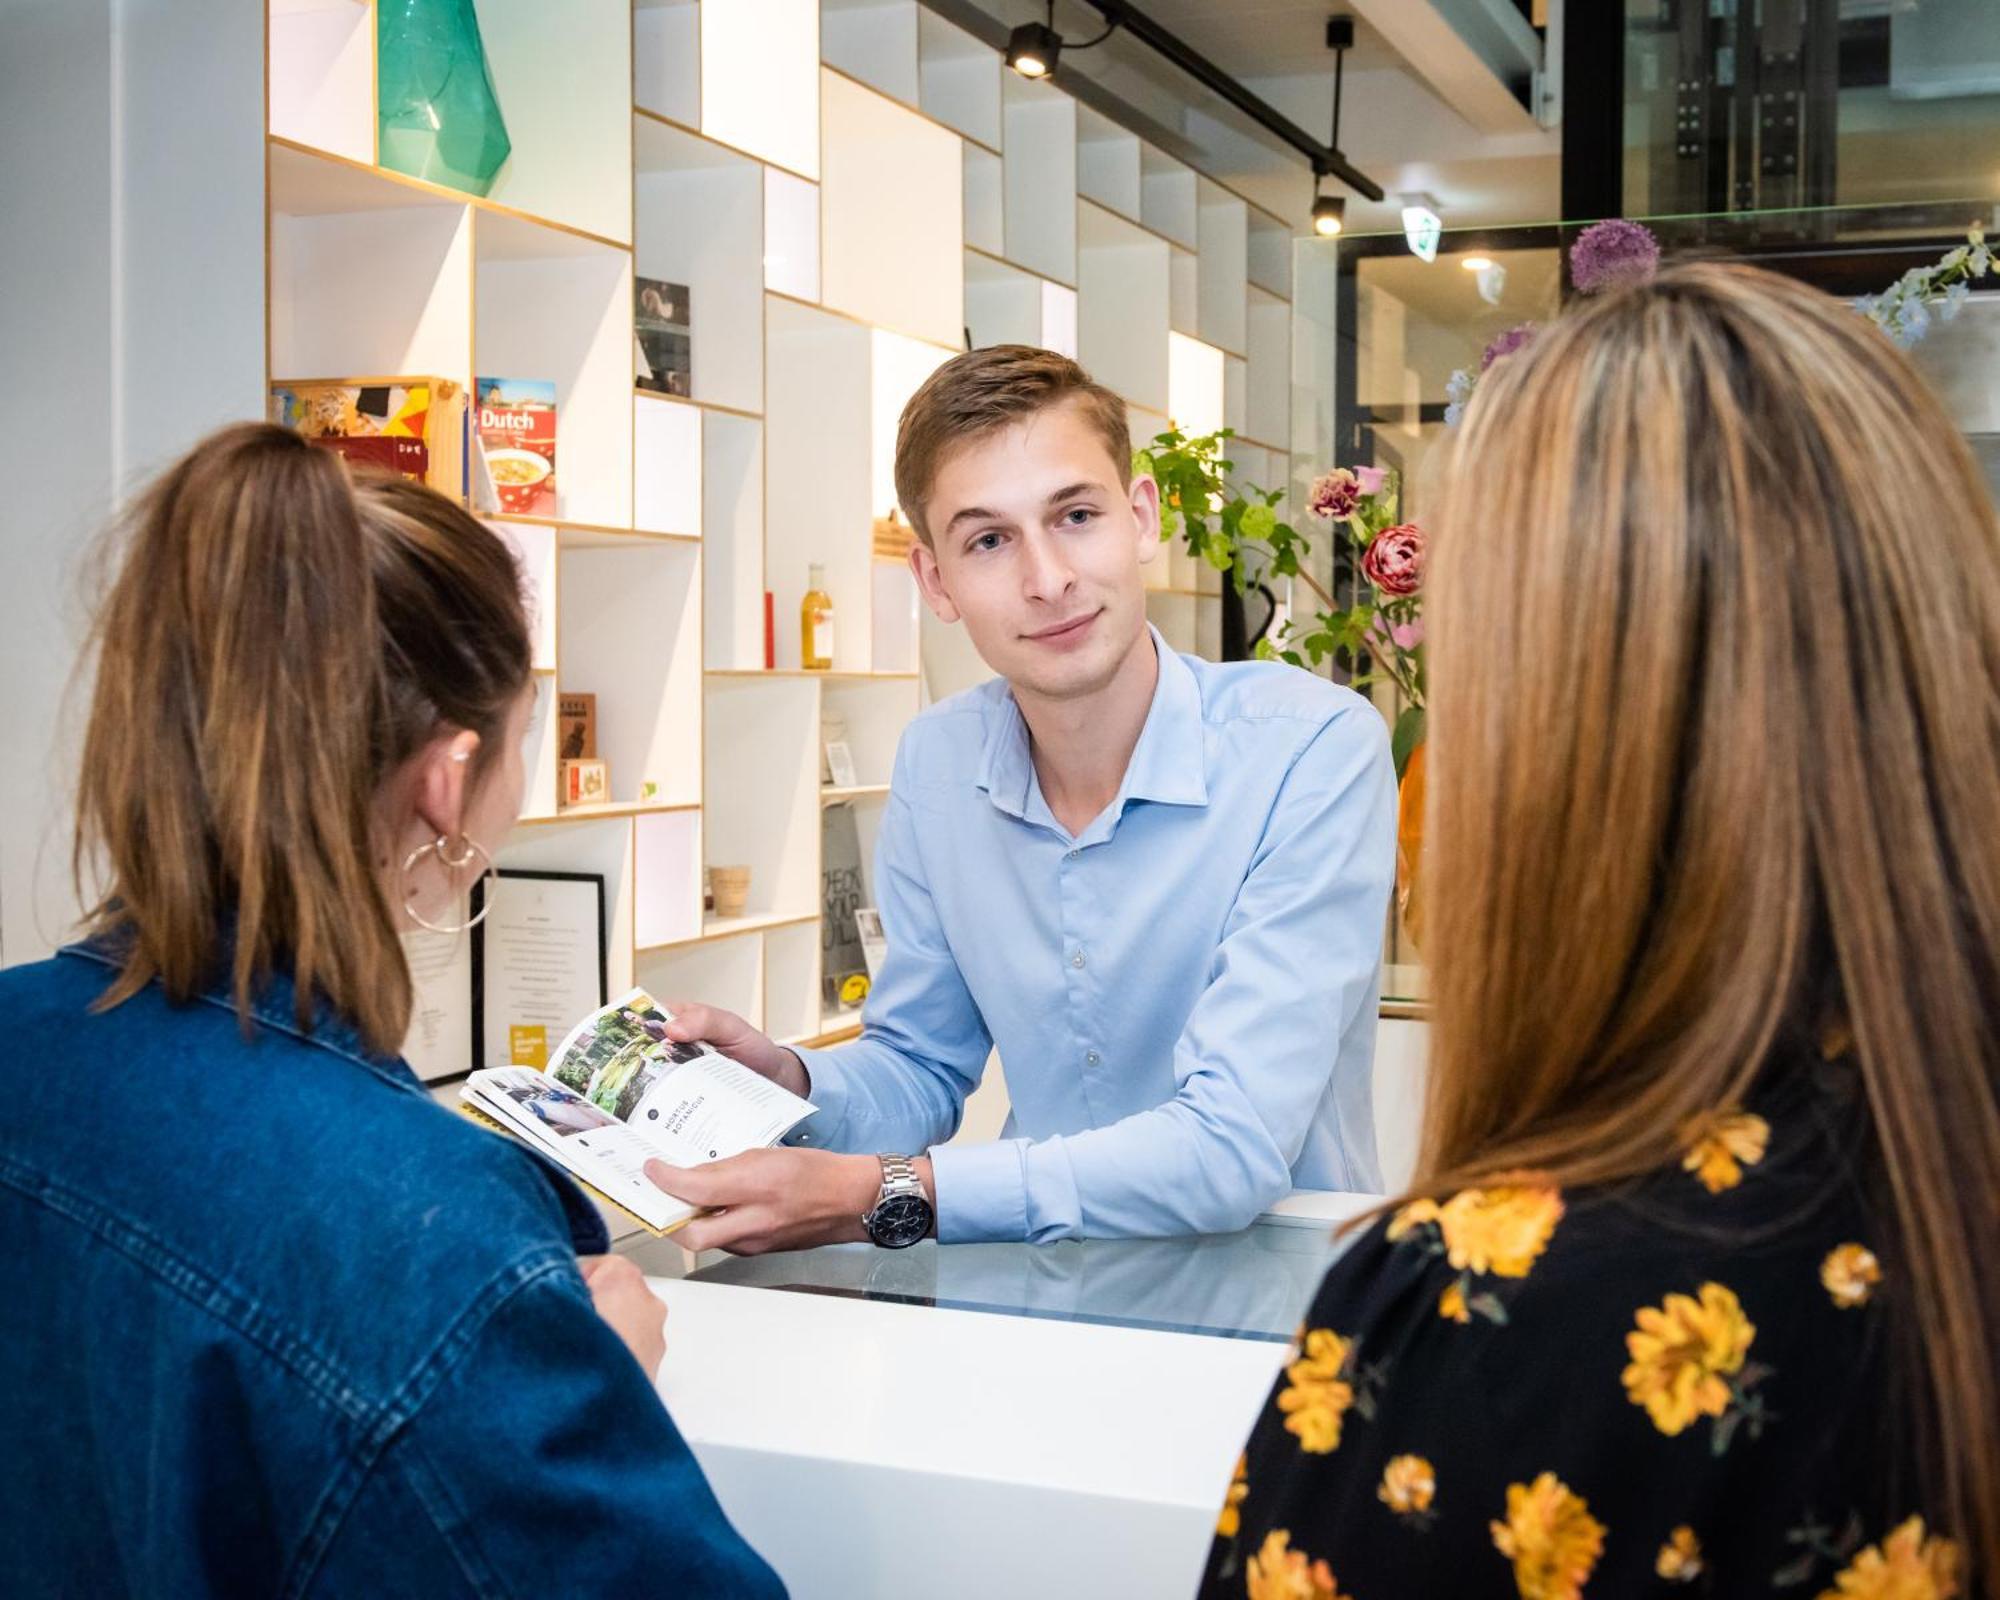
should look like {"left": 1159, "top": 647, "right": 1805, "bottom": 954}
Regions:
{"left": 647, "top": 346, "right": 1395, "bottom": 1250}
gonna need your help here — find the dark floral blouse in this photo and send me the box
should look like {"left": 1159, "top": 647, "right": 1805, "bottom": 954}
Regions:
{"left": 1197, "top": 1046, "right": 1963, "bottom": 1600}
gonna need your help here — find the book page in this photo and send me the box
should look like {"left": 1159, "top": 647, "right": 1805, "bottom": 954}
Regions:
{"left": 542, "top": 987, "right": 814, "bottom": 1155}
{"left": 622, "top": 1050, "right": 817, "bottom": 1165}
{"left": 461, "top": 1067, "right": 692, "bottom": 1233}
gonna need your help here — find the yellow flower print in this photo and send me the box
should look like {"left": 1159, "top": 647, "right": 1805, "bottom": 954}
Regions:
{"left": 1657, "top": 1526, "right": 1704, "bottom": 1582}
{"left": 1488, "top": 1473, "right": 1605, "bottom": 1600}
{"left": 1390, "top": 1186, "right": 1565, "bottom": 1278}
{"left": 1244, "top": 1529, "right": 1349, "bottom": 1600}
{"left": 1821, "top": 1243, "right": 1883, "bottom": 1309}
{"left": 1622, "top": 1281, "right": 1762, "bottom": 1441}
{"left": 1217, "top": 1453, "right": 1249, "bottom": 1540}
{"left": 1438, "top": 1281, "right": 1471, "bottom": 1323}
{"left": 1817, "top": 1516, "right": 1962, "bottom": 1600}
{"left": 1276, "top": 1329, "right": 1355, "bottom": 1455}
{"left": 1378, "top": 1454, "right": 1436, "bottom": 1517}
{"left": 1679, "top": 1109, "right": 1770, "bottom": 1193}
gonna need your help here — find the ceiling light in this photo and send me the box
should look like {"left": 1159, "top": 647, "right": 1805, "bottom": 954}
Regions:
{"left": 1312, "top": 191, "right": 1346, "bottom": 237}
{"left": 1400, "top": 193, "right": 1443, "bottom": 262}
{"left": 1006, "top": 20, "right": 1061, "bottom": 78}
{"left": 1460, "top": 255, "right": 1494, "bottom": 271}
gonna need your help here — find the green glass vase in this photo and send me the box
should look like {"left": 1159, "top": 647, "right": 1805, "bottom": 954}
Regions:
{"left": 376, "top": 0, "right": 512, "bottom": 198}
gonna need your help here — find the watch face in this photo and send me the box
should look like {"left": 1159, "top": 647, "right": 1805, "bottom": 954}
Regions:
{"left": 868, "top": 1191, "right": 932, "bottom": 1249}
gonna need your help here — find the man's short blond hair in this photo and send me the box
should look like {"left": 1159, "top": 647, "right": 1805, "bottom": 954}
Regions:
{"left": 893, "top": 345, "right": 1132, "bottom": 547}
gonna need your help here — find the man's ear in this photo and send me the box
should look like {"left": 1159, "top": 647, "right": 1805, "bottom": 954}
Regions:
{"left": 909, "top": 541, "right": 962, "bottom": 624}
{"left": 1129, "top": 472, "right": 1163, "bottom": 568}
{"left": 411, "top": 728, "right": 481, "bottom": 841}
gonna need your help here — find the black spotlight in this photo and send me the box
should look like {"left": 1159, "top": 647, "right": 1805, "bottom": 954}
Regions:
{"left": 1312, "top": 190, "right": 1346, "bottom": 237}
{"left": 1006, "top": 20, "right": 1062, "bottom": 79}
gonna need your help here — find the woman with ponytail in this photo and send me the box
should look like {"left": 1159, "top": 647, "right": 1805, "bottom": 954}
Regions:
{"left": 0, "top": 425, "right": 781, "bottom": 1597}
{"left": 1201, "top": 265, "right": 1998, "bottom": 1597}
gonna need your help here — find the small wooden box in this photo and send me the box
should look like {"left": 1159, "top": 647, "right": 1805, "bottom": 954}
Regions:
{"left": 560, "top": 758, "right": 609, "bottom": 807}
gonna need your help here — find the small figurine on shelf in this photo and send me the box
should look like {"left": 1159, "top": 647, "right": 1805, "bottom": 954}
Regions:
{"left": 801, "top": 563, "right": 835, "bottom": 671}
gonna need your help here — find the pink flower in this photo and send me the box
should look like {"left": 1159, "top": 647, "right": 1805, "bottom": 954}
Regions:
{"left": 1370, "top": 612, "right": 1426, "bottom": 651}
{"left": 1480, "top": 322, "right": 1538, "bottom": 371}
{"left": 1362, "top": 524, "right": 1426, "bottom": 597}
{"left": 1355, "top": 465, "right": 1388, "bottom": 497}
{"left": 1308, "top": 469, "right": 1362, "bottom": 521}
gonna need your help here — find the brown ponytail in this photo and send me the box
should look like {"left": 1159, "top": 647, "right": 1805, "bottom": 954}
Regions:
{"left": 73, "top": 423, "right": 530, "bottom": 1056}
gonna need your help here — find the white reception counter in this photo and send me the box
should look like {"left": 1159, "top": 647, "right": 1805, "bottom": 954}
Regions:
{"left": 618, "top": 1192, "right": 1378, "bottom": 1599}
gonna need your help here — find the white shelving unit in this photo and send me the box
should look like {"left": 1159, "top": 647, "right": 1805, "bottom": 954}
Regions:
{"left": 263, "top": 0, "right": 1300, "bottom": 1071}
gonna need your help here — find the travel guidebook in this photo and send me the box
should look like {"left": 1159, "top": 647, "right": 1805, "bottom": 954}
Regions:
{"left": 459, "top": 987, "right": 814, "bottom": 1233}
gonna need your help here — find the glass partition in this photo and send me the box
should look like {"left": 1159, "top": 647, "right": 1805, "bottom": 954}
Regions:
{"left": 1288, "top": 197, "right": 2000, "bottom": 981}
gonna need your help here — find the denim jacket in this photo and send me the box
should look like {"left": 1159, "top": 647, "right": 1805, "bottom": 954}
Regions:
{"left": 0, "top": 942, "right": 784, "bottom": 1599}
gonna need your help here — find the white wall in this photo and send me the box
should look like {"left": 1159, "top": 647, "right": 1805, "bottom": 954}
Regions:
{"left": 0, "top": 0, "right": 265, "bottom": 964}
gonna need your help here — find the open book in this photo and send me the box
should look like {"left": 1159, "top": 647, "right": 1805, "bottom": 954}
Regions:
{"left": 459, "top": 986, "right": 815, "bottom": 1234}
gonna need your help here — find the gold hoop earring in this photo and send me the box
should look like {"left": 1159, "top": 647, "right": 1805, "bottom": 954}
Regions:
{"left": 401, "top": 834, "right": 497, "bottom": 934}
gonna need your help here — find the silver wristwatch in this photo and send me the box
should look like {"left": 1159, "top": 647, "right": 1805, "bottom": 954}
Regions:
{"left": 862, "top": 1154, "right": 934, "bottom": 1249}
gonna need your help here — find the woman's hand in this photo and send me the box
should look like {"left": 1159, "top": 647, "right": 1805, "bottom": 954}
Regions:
{"left": 578, "top": 1254, "right": 667, "bottom": 1379}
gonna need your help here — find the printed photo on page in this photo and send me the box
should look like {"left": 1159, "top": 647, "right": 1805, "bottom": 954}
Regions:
{"left": 459, "top": 987, "right": 816, "bottom": 1233}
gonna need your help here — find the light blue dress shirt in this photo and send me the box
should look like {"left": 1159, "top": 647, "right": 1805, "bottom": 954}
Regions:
{"left": 789, "top": 628, "right": 1397, "bottom": 1243}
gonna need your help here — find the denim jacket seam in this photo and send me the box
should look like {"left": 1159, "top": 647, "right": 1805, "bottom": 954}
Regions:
{"left": 0, "top": 1153, "right": 376, "bottom": 1419}
{"left": 280, "top": 1252, "right": 577, "bottom": 1600}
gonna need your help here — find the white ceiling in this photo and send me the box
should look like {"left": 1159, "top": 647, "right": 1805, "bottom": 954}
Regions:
{"left": 950, "top": 0, "right": 1562, "bottom": 234}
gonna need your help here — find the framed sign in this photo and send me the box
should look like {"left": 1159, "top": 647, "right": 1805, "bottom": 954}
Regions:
{"left": 471, "top": 869, "right": 609, "bottom": 1072}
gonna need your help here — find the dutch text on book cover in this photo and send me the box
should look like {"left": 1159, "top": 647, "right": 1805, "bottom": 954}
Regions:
{"left": 476, "top": 377, "right": 558, "bottom": 517}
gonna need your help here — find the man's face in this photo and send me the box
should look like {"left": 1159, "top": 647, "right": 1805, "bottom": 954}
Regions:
{"left": 910, "top": 399, "right": 1161, "bottom": 703}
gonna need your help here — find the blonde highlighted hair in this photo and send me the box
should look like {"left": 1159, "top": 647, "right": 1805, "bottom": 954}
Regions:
{"left": 1423, "top": 262, "right": 2000, "bottom": 1572}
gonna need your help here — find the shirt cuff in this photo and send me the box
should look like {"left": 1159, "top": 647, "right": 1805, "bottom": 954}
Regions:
{"left": 927, "top": 1139, "right": 1030, "bottom": 1243}
{"left": 780, "top": 1042, "right": 851, "bottom": 1149}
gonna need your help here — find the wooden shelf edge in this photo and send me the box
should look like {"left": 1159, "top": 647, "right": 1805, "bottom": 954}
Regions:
{"left": 633, "top": 387, "right": 764, "bottom": 422}
{"left": 513, "top": 800, "right": 698, "bottom": 828}
{"left": 636, "top": 910, "right": 820, "bottom": 955}
{"left": 267, "top": 134, "right": 632, "bottom": 254}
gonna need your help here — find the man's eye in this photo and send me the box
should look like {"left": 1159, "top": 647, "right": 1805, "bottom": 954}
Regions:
{"left": 1060, "top": 507, "right": 1096, "bottom": 526}
{"left": 970, "top": 531, "right": 1005, "bottom": 552}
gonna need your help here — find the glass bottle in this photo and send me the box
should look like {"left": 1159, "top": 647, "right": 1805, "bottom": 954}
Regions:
{"left": 801, "top": 563, "right": 835, "bottom": 671}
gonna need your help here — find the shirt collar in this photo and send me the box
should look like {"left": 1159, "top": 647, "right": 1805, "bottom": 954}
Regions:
{"left": 977, "top": 625, "right": 1209, "bottom": 824}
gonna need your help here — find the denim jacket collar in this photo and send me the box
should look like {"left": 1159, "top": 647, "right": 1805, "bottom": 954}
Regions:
{"left": 60, "top": 934, "right": 430, "bottom": 1102}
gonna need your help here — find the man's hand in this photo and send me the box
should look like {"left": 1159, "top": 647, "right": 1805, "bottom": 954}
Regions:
{"left": 661, "top": 1000, "right": 811, "bottom": 1099}
{"left": 578, "top": 1253, "right": 667, "bottom": 1378}
{"left": 647, "top": 1148, "right": 933, "bottom": 1256}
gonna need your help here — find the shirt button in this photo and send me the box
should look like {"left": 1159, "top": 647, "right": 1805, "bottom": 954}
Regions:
{"left": 1086, "top": 1051, "right": 1100, "bottom": 1065}
{"left": 1066, "top": 849, "right": 1080, "bottom": 860}
{"left": 1071, "top": 951, "right": 1086, "bottom": 969}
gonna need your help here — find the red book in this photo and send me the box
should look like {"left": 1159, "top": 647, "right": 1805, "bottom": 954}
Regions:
{"left": 763, "top": 592, "right": 776, "bottom": 670}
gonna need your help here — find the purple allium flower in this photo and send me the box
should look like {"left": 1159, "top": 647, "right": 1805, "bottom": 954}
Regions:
{"left": 1308, "top": 468, "right": 1363, "bottom": 521}
{"left": 1480, "top": 322, "right": 1538, "bottom": 372}
{"left": 1568, "top": 219, "right": 1661, "bottom": 295}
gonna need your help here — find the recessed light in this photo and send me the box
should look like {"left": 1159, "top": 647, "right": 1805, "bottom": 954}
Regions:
{"left": 1461, "top": 255, "right": 1494, "bottom": 272}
